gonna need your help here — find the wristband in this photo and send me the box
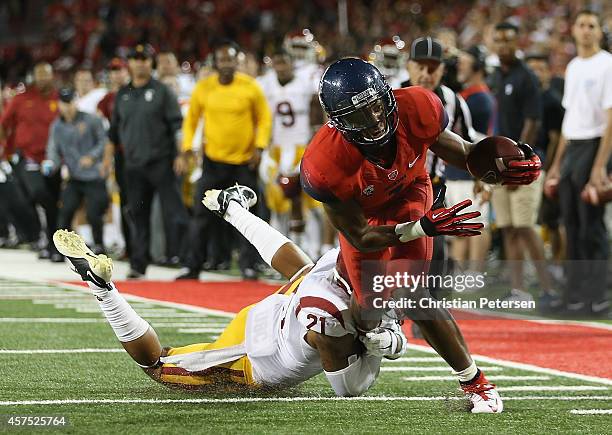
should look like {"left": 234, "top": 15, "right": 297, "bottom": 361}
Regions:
{"left": 394, "top": 220, "right": 427, "bottom": 243}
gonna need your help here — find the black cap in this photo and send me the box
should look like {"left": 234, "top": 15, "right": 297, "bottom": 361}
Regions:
{"left": 464, "top": 45, "right": 487, "bottom": 67}
{"left": 409, "top": 37, "right": 443, "bottom": 62}
{"left": 127, "top": 44, "right": 155, "bottom": 59}
{"left": 58, "top": 87, "right": 76, "bottom": 103}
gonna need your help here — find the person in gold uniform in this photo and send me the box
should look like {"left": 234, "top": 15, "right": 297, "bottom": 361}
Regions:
{"left": 177, "top": 41, "right": 272, "bottom": 280}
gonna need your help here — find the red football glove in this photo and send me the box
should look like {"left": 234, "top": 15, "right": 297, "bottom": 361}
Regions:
{"left": 419, "top": 185, "right": 484, "bottom": 237}
{"left": 500, "top": 142, "right": 542, "bottom": 186}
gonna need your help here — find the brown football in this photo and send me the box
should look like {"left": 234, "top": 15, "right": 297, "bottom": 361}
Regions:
{"left": 466, "top": 136, "right": 525, "bottom": 184}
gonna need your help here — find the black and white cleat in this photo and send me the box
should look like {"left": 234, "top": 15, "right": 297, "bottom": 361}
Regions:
{"left": 202, "top": 184, "right": 257, "bottom": 218}
{"left": 53, "top": 230, "right": 113, "bottom": 293}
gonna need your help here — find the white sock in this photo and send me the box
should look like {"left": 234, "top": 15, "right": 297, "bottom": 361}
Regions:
{"left": 87, "top": 281, "right": 150, "bottom": 343}
{"left": 224, "top": 201, "right": 292, "bottom": 265}
{"left": 453, "top": 360, "right": 478, "bottom": 383}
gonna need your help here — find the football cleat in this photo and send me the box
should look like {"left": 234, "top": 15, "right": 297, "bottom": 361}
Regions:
{"left": 202, "top": 184, "right": 257, "bottom": 217}
{"left": 52, "top": 230, "right": 113, "bottom": 292}
{"left": 460, "top": 370, "right": 503, "bottom": 413}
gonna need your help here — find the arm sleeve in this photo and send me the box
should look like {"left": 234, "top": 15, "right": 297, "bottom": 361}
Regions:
{"left": 523, "top": 72, "right": 542, "bottom": 121}
{"left": 397, "top": 87, "right": 448, "bottom": 142}
{"left": 0, "top": 98, "right": 17, "bottom": 133}
{"left": 108, "top": 94, "right": 120, "bottom": 145}
{"left": 324, "top": 354, "right": 381, "bottom": 397}
{"left": 253, "top": 83, "right": 272, "bottom": 149}
{"left": 457, "top": 95, "right": 484, "bottom": 142}
{"left": 466, "top": 94, "right": 494, "bottom": 136}
{"left": 45, "top": 122, "right": 61, "bottom": 167}
{"left": 300, "top": 154, "right": 343, "bottom": 203}
{"left": 163, "top": 85, "right": 183, "bottom": 145}
{"left": 182, "top": 82, "right": 203, "bottom": 152}
{"left": 602, "top": 63, "right": 612, "bottom": 110}
{"left": 89, "top": 116, "right": 108, "bottom": 159}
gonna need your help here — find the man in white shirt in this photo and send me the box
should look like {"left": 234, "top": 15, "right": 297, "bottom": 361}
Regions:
{"left": 545, "top": 9, "right": 612, "bottom": 317}
{"left": 74, "top": 68, "right": 107, "bottom": 115}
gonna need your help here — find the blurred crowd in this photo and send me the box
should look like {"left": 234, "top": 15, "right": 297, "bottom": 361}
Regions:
{"left": 0, "top": 0, "right": 610, "bottom": 315}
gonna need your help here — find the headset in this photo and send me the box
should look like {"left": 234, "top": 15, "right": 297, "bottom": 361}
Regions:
{"left": 466, "top": 45, "right": 487, "bottom": 73}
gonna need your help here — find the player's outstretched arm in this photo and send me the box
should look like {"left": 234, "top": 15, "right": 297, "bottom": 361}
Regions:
{"left": 324, "top": 189, "right": 483, "bottom": 253}
{"left": 430, "top": 128, "right": 474, "bottom": 171}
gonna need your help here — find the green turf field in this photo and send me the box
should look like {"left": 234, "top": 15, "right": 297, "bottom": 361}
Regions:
{"left": 0, "top": 278, "right": 610, "bottom": 434}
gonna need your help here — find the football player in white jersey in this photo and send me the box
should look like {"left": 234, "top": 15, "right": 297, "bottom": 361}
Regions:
{"left": 368, "top": 37, "right": 410, "bottom": 90}
{"left": 53, "top": 185, "right": 407, "bottom": 397}
{"left": 258, "top": 50, "right": 327, "bottom": 256}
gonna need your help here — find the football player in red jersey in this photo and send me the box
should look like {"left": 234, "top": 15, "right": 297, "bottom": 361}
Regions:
{"left": 300, "top": 58, "right": 541, "bottom": 413}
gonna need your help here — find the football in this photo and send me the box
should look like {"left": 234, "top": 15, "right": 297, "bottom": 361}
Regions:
{"left": 466, "top": 136, "right": 525, "bottom": 184}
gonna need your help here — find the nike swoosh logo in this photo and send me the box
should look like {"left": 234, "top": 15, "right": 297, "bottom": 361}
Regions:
{"left": 431, "top": 212, "right": 443, "bottom": 220}
{"left": 408, "top": 154, "right": 420, "bottom": 168}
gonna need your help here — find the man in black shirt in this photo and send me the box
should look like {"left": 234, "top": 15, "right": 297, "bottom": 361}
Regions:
{"left": 526, "top": 54, "right": 565, "bottom": 275}
{"left": 490, "top": 23, "right": 556, "bottom": 305}
{"left": 109, "top": 44, "right": 189, "bottom": 278}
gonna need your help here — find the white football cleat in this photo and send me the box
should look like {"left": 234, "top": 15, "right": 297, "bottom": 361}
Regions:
{"left": 460, "top": 370, "right": 504, "bottom": 413}
{"left": 53, "top": 229, "right": 113, "bottom": 292}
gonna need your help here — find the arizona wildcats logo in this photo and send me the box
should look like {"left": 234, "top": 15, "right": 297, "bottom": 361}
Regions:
{"left": 363, "top": 185, "right": 375, "bottom": 196}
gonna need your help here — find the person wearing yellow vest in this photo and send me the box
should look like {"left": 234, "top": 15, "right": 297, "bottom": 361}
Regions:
{"left": 177, "top": 40, "right": 272, "bottom": 280}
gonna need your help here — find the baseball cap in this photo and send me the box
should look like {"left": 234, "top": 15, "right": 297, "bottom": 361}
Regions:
{"left": 127, "top": 44, "right": 155, "bottom": 60}
{"left": 58, "top": 87, "right": 76, "bottom": 103}
{"left": 108, "top": 57, "right": 127, "bottom": 70}
{"left": 409, "top": 37, "right": 443, "bottom": 62}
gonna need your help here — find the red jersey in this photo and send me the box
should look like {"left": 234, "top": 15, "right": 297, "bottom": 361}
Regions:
{"left": 301, "top": 87, "right": 448, "bottom": 218}
{"left": 0, "top": 87, "right": 58, "bottom": 163}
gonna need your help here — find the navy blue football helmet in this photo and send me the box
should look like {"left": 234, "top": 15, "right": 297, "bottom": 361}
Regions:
{"left": 319, "top": 58, "right": 398, "bottom": 152}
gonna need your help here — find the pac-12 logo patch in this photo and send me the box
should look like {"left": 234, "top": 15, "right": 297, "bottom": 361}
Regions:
{"left": 388, "top": 169, "right": 398, "bottom": 180}
{"left": 363, "top": 185, "right": 375, "bottom": 196}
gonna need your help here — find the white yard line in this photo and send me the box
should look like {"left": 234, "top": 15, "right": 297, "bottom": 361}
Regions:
{"left": 402, "top": 375, "right": 551, "bottom": 381}
{"left": 498, "top": 386, "right": 608, "bottom": 392}
{"left": 570, "top": 409, "right": 612, "bottom": 415}
{"left": 0, "top": 348, "right": 124, "bottom": 354}
{"left": 381, "top": 366, "right": 501, "bottom": 372}
{"left": 0, "top": 318, "right": 105, "bottom": 323}
{"left": 406, "top": 343, "right": 612, "bottom": 386}
{"left": 382, "top": 357, "right": 444, "bottom": 363}
{"left": 1, "top": 395, "right": 611, "bottom": 406}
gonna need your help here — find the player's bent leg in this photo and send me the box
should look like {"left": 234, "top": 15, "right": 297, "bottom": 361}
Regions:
{"left": 53, "top": 229, "right": 161, "bottom": 368}
{"left": 203, "top": 185, "right": 313, "bottom": 280}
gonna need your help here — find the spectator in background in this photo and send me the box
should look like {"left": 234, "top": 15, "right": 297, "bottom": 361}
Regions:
{"left": 178, "top": 40, "right": 272, "bottom": 280}
{"left": 525, "top": 53, "right": 566, "bottom": 278}
{"left": 109, "top": 44, "right": 188, "bottom": 279}
{"left": 490, "top": 22, "right": 555, "bottom": 304}
{"left": 157, "top": 51, "right": 195, "bottom": 103}
{"left": 453, "top": 44, "right": 496, "bottom": 273}
{"left": 74, "top": 67, "right": 107, "bottom": 115}
{"left": 98, "top": 57, "right": 130, "bottom": 257}
{"left": 0, "top": 62, "right": 62, "bottom": 261}
{"left": 402, "top": 37, "right": 483, "bottom": 293}
{"left": 546, "top": 10, "right": 612, "bottom": 317}
{"left": 46, "top": 88, "right": 108, "bottom": 254}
